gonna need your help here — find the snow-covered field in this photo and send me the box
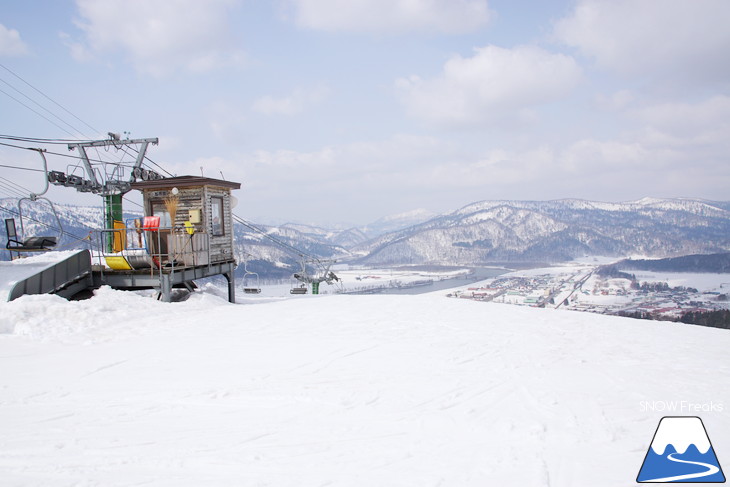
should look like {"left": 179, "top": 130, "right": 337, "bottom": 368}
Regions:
{"left": 630, "top": 271, "right": 730, "bottom": 292}
{"left": 1, "top": 284, "right": 729, "bottom": 486}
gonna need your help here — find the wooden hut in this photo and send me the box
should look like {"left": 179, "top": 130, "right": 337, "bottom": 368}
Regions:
{"left": 89, "top": 175, "right": 243, "bottom": 303}
{"left": 129, "top": 176, "right": 241, "bottom": 266}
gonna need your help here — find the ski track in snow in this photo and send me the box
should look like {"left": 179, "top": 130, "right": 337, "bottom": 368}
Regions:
{"left": 0, "top": 287, "right": 728, "bottom": 486}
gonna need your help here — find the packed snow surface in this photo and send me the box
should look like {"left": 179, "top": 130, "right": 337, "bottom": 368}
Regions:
{"left": 1, "top": 286, "right": 729, "bottom": 486}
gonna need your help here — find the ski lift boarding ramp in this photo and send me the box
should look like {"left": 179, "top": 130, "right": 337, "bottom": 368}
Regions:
{"left": 2, "top": 250, "right": 94, "bottom": 302}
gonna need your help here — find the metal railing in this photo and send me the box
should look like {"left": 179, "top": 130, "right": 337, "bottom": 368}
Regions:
{"left": 92, "top": 223, "right": 217, "bottom": 284}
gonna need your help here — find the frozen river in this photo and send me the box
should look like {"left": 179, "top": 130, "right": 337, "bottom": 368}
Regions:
{"left": 359, "top": 267, "right": 508, "bottom": 295}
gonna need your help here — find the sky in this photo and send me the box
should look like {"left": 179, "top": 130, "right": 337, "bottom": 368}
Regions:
{"left": 0, "top": 0, "right": 729, "bottom": 227}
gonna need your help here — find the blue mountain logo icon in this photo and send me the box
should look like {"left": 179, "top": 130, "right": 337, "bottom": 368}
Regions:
{"left": 637, "top": 416, "right": 725, "bottom": 483}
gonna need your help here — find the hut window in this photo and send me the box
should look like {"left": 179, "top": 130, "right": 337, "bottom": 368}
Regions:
{"left": 211, "top": 196, "right": 224, "bottom": 236}
{"left": 151, "top": 201, "right": 171, "bottom": 227}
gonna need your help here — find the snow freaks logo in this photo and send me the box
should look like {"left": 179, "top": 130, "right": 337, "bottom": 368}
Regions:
{"left": 637, "top": 416, "right": 726, "bottom": 483}
{"left": 640, "top": 401, "right": 724, "bottom": 413}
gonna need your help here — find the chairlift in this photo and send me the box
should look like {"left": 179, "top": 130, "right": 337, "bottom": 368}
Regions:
{"left": 5, "top": 217, "right": 57, "bottom": 253}
{"left": 291, "top": 259, "right": 341, "bottom": 295}
{"left": 5, "top": 149, "right": 63, "bottom": 255}
{"left": 241, "top": 259, "right": 262, "bottom": 294}
{"left": 290, "top": 282, "right": 308, "bottom": 294}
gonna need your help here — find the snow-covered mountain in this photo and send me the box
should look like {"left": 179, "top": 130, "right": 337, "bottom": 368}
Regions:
{"left": 353, "top": 198, "right": 730, "bottom": 265}
{"left": 233, "top": 221, "right": 351, "bottom": 278}
{"left": 4, "top": 197, "right": 730, "bottom": 269}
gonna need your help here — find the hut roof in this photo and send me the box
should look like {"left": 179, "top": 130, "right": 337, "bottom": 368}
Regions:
{"left": 130, "top": 175, "right": 241, "bottom": 191}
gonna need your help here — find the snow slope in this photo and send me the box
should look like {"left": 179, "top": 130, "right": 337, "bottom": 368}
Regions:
{"left": 0, "top": 288, "right": 728, "bottom": 486}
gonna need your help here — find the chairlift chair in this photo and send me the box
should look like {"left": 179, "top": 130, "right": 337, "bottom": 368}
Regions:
{"left": 237, "top": 254, "right": 262, "bottom": 294}
{"left": 242, "top": 269, "right": 262, "bottom": 294}
{"left": 290, "top": 283, "right": 308, "bottom": 294}
{"left": 5, "top": 217, "right": 57, "bottom": 253}
{"left": 5, "top": 150, "right": 63, "bottom": 255}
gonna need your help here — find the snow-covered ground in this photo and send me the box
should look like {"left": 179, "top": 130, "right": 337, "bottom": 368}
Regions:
{"left": 630, "top": 271, "right": 730, "bottom": 293}
{"left": 330, "top": 267, "right": 472, "bottom": 294}
{"left": 237, "top": 267, "right": 476, "bottom": 298}
{"left": 1, "top": 284, "right": 729, "bottom": 486}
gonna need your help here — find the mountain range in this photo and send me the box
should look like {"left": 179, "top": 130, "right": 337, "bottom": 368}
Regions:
{"left": 2, "top": 197, "right": 729, "bottom": 272}
{"left": 351, "top": 198, "right": 730, "bottom": 265}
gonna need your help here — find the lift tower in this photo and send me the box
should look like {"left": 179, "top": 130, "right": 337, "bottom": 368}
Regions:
{"left": 49, "top": 134, "right": 159, "bottom": 252}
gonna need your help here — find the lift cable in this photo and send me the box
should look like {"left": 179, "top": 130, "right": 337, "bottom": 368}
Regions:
{"left": 0, "top": 134, "right": 95, "bottom": 145}
{"left": 0, "top": 87, "right": 80, "bottom": 138}
{"left": 0, "top": 64, "right": 168, "bottom": 179}
{"left": 0, "top": 181, "right": 27, "bottom": 199}
{"left": 0, "top": 162, "right": 44, "bottom": 172}
{"left": 0, "top": 140, "right": 142, "bottom": 166}
{"left": 231, "top": 213, "right": 330, "bottom": 271}
{"left": 0, "top": 62, "right": 100, "bottom": 136}
{"left": 0, "top": 79, "right": 87, "bottom": 138}
{"left": 0, "top": 176, "right": 32, "bottom": 196}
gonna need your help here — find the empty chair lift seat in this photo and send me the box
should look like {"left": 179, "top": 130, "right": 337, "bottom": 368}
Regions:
{"left": 5, "top": 218, "right": 57, "bottom": 252}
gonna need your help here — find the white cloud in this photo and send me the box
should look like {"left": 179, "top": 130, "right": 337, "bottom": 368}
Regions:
{"left": 167, "top": 115, "right": 730, "bottom": 222}
{"left": 396, "top": 45, "right": 582, "bottom": 127}
{"left": 0, "top": 24, "right": 29, "bottom": 57}
{"left": 426, "top": 146, "right": 557, "bottom": 189}
{"left": 225, "top": 134, "right": 467, "bottom": 220}
{"left": 554, "top": 0, "right": 730, "bottom": 85}
{"left": 595, "top": 90, "right": 635, "bottom": 112}
{"left": 252, "top": 85, "right": 329, "bottom": 116}
{"left": 289, "top": 0, "right": 491, "bottom": 34}
{"left": 247, "top": 147, "right": 337, "bottom": 170}
{"left": 560, "top": 139, "right": 649, "bottom": 173}
{"left": 70, "top": 0, "right": 244, "bottom": 77}
{"left": 633, "top": 95, "right": 730, "bottom": 137}
{"left": 207, "top": 101, "right": 248, "bottom": 143}
{"left": 242, "top": 134, "right": 448, "bottom": 178}
{"left": 421, "top": 127, "right": 729, "bottom": 202}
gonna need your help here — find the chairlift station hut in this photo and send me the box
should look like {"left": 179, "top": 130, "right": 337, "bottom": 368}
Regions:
{"left": 101, "top": 175, "right": 241, "bottom": 302}
{"left": 131, "top": 175, "right": 240, "bottom": 262}
{"left": 3, "top": 135, "right": 245, "bottom": 303}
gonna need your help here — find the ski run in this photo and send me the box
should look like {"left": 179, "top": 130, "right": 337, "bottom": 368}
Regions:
{"left": 1, "top": 279, "right": 729, "bottom": 486}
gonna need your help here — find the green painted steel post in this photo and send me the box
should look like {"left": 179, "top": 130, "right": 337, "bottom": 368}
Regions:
{"left": 104, "top": 194, "right": 123, "bottom": 253}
